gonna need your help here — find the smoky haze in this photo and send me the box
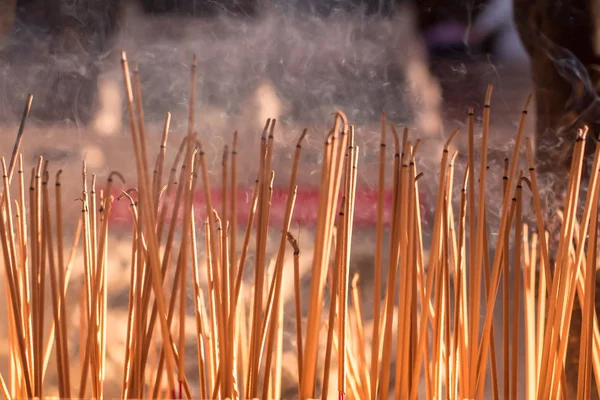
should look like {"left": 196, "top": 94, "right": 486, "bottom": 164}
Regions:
{"left": 0, "top": 0, "right": 535, "bottom": 228}
{"left": 0, "top": 1, "right": 439, "bottom": 136}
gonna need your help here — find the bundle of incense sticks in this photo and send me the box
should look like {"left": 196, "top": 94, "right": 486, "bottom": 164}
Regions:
{"left": 0, "top": 53, "right": 599, "bottom": 400}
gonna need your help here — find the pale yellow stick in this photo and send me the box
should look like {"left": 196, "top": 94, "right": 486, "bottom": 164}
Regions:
{"left": 0, "top": 373, "right": 9, "bottom": 400}
{"left": 577, "top": 165, "right": 599, "bottom": 399}
{"left": 510, "top": 178, "right": 524, "bottom": 400}
{"left": 524, "top": 229, "right": 537, "bottom": 400}
{"left": 536, "top": 232, "right": 548, "bottom": 386}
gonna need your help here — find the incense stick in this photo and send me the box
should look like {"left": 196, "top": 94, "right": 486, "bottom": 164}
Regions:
{"left": 3, "top": 55, "right": 600, "bottom": 400}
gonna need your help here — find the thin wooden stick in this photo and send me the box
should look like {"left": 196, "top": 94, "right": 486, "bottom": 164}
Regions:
{"left": 140, "top": 137, "right": 193, "bottom": 365}
{"left": 0, "top": 181, "right": 32, "bottom": 398}
{"left": 176, "top": 140, "right": 197, "bottom": 396}
{"left": 321, "top": 208, "right": 345, "bottom": 400}
{"left": 157, "top": 135, "right": 190, "bottom": 243}
{"left": 197, "top": 136, "right": 229, "bottom": 398}
{"left": 395, "top": 143, "right": 417, "bottom": 399}
{"left": 0, "top": 373, "right": 8, "bottom": 400}
{"left": 9, "top": 56, "right": 600, "bottom": 400}
{"left": 16, "top": 154, "right": 32, "bottom": 381}
{"left": 510, "top": 176, "right": 524, "bottom": 400}
{"left": 375, "top": 125, "right": 400, "bottom": 399}
{"left": 54, "top": 170, "right": 71, "bottom": 394}
{"left": 150, "top": 156, "right": 199, "bottom": 398}
{"left": 525, "top": 138, "right": 552, "bottom": 289}
{"left": 523, "top": 227, "right": 537, "bottom": 400}
{"left": 247, "top": 119, "right": 274, "bottom": 397}
{"left": 301, "top": 112, "right": 347, "bottom": 399}
{"left": 231, "top": 180, "right": 259, "bottom": 315}
{"left": 261, "top": 129, "right": 307, "bottom": 399}
{"left": 1, "top": 156, "right": 27, "bottom": 398}
{"left": 502, "top": 159, "right": 510, "bottom": 400}
{"left": 474, "top": 92, "right": 532, "bottom": 400}
{"left": 8, "top": 94, "right": 32, "bottom": 183}
{"left": 34, "top": 159, "right": 44, "bottom": 398}
{"left": 120, "top": 191, "right": 139, "bottom": 398}
{"left": 577, "top": 157, "right": 599, "bottom": 398}
{"left": 121, "top": 51, "right": 177, "bottom": 394}
{"left": 230, "top": 131, "right": 238, "bottom": 290}
{"left": 536, "top": 232, "right": 548, "bottom": 389}
{"left": 410, "top": 128, "right": 460, "bottom": 400}
{"left": 547, "top": 130, "right": 596, "bottom": 399}
{"left": 370, "top": 112, "right": 387, "bottom": 400}
{"left": 380, "top": 128, "right": 408, "bottom": 400}
{"left": 351, "top": 273, "right": 368, "bottom": 393}
{"left": 273, "top": 281, "right": 285, "bottom": 400}
{"left": 481, "top": 213, "right": 500, "bottom": 400}
{"left": 339, "top": 128, "right": 358, "bottom": 399}
{"left": 469, "top": 86, "right": 493, "bottom": 397}
{"left": 222, "top": 145, "right": 229, "bottom": 239}
{"left": 285, "top": 232, "right": 303, "bottom": 388}
{"left": 465, "top": 107, "right": 476, "bottom": 395}
{"left": 539, "top": 129, "right": 588, "bottom": 399}
{"left": 190, "top": 205, "right": 209, "bottom": 400}
{"left": 153, "top": 112, "right": 171, "bottom": 209}
{"left": 454, "top": 165, "right": 469, "bottom": 398}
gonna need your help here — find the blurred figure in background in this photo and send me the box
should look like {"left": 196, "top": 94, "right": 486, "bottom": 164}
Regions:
{"left": 0, "top": 0, "right": 122, "bottom": 123}
{"left": 413, "top": 0, "right": 527, "bottom": 62}
{"left": 514, "top": 0, "right": 600, "bottom": 177}
{"left": 0, "top": 0, "right": 16, "bottom": 44}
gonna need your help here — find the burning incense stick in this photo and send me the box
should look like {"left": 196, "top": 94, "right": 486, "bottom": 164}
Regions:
{"left": 2, "top": 54, "right": 600, "bottom": 400}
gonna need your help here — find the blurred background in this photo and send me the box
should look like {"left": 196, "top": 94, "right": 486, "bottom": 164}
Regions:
{"left": 0, "top": 0, "right": 530, "bottom": 139}
{"left": 0, "top": 0, "right": 534, "bottom": 206}
{"left": 0, "top": 1, "right": 540, "bottom": 398}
